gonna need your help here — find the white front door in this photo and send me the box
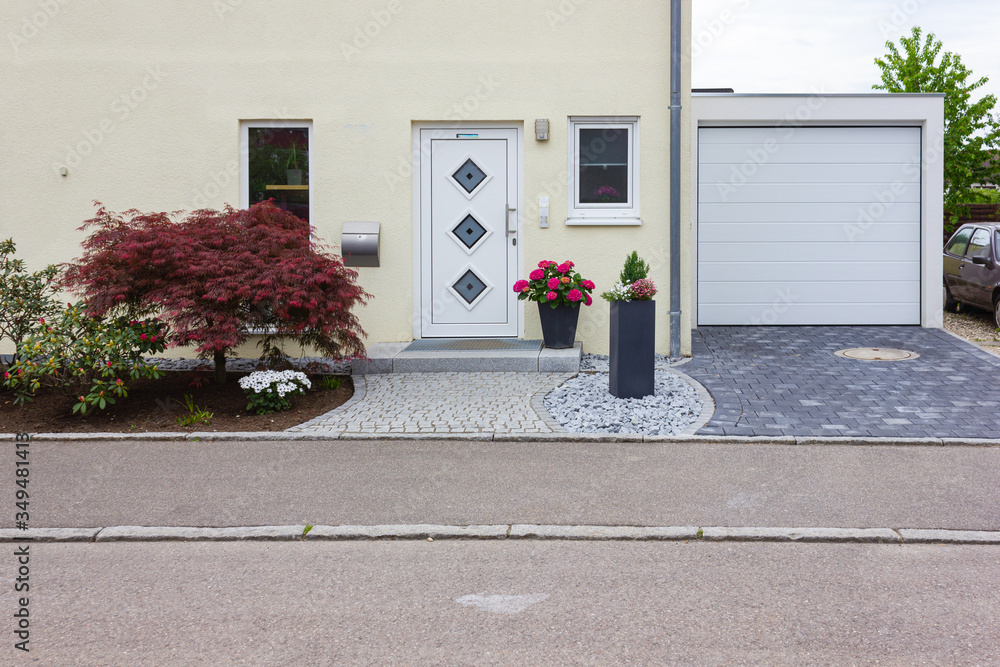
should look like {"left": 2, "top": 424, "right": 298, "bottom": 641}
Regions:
{"left": 418, "top": 127, "right": 520, "bottom": 337}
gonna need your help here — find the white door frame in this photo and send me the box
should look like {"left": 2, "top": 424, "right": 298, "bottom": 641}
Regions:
{"left": 412, "top": 122, "right": 524, "bottom": 339}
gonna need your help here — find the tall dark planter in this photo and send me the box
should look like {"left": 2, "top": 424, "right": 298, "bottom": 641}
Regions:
{"left": 609, "top": 300, "right": 655, "bottom": 399}
{"left": 537, "top": 302, "right": 581, "bottom": 349}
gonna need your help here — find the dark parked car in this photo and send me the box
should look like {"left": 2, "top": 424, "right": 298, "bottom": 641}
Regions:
{"left": 943, "top": 222, "right": 1000, "bottom": 326}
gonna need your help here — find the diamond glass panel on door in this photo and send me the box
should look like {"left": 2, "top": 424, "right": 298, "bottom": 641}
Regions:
{"left": 452, "top": 158, "right": 487, "bottom": 194}
{"left": 452, "top": 214, "right": 487, "bottom": 249}
{"left": 453, "top": 269, "right": 487, "bottom": 304}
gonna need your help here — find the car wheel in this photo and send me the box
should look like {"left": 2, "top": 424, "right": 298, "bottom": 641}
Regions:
{"left": 944, "top": 284, "right": 960, "bottom": 313}
{"left": 994, "top": 297, "right": 1000, "bottom": 329}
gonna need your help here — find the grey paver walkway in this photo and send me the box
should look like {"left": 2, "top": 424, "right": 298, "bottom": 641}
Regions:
{"left": 288, "top": 372, "right": 571, "bottom": 435}
{"left": 683, "top": 326, "right": 1000, "bottom": 438}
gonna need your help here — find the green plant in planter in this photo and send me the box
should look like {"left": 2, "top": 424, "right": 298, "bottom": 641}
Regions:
{"left": 619, "top": 250, "right": 650, "bottom": 283}
{"left": 285, "top": 143, "right": 304, "bottom": 171}
{"left": 602, "top": 252, "right": 657, "bottom": 302}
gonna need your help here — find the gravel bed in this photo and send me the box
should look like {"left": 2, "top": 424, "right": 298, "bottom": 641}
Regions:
{"left": 943, "top": 309, "right": 1000, "bottom": 355}
{"left": 547, "top": 355, "right": 704, "bottom": 436}
{"left": 145, "top": 356, "right": 353, "bottom": 374}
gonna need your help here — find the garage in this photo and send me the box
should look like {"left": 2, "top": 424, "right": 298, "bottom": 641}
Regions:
{"left": 691, "top": 94, "right": 943, "bottom": 328}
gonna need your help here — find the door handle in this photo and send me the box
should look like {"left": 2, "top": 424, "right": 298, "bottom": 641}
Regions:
{"left": 505, "top": 206, "right": 517, "bottom": 238}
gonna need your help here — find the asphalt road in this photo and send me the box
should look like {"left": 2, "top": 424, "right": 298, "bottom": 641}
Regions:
{"left": 11, "top": 439, "right": 1000, "bottom": 530}
{"left": 4, "top": 541, "right": 997, "bottom": 665}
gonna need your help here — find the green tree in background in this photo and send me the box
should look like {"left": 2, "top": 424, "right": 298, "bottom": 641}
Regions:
{"left": 873, "top": 27, "right": 1000, "bottom": 225}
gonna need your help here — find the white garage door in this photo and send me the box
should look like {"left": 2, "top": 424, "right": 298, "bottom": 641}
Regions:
{"left": 698, "top": 126, "right": 921, "bottom": 325}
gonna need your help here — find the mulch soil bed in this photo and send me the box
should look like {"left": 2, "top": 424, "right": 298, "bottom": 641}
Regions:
{"left": 0, "top": 370, "right": 352, "bottom": 433}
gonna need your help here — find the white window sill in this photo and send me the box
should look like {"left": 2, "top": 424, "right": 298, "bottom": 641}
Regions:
{"left": 565, "top": 216, "right": 642, "bottom": 226}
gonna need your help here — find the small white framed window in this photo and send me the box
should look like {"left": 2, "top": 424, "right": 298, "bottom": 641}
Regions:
{"left": 240, "top": 120, "right": 312, "bottom": 225}
{"left": 566, "top": 116, "right": 640, "bottom": 225}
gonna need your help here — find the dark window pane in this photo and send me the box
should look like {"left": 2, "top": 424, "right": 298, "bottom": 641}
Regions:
{"left": 248, "top": 127, "right": 309, "bottom": 224}
{"left": 578, "top": 128, "right": 628, "bottom": 204}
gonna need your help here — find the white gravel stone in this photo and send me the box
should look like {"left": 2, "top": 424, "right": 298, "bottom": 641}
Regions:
{"left": 545, "top": 355, "right": 703, "bottom": 437}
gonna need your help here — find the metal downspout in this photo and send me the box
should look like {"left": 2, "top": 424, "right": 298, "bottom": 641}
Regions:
{"left": 668, "top": 0, "right": 683, "bottom": 357}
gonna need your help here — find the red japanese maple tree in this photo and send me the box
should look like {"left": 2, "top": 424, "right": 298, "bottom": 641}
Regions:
{"left": 63, "top": 202, "right": 370, "bottom": 384}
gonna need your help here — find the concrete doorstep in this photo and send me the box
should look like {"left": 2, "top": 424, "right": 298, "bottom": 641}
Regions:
{"left": 1, "top": 525, "right": 998, "bottom": 545}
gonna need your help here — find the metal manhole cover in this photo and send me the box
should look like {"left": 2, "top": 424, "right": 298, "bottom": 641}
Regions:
{"left": 834, "top": 347, "right": 919, "bottom": 361}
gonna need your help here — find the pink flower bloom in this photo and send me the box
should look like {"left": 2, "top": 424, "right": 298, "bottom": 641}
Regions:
{"left": 581, "top": 279, "right": 595, "bottom": 290}
{"left": 512, "top": 279, "right": 529, "bottom": 293}
{"left": 150, "top": 336, "right": 157, "bottom": 342}
{"left": 565, "top": 260, "right": 575, "bottom": 267}
{"left": 584, "top": 293, "right": 593, "bottom": 306}
{"left": 560, "top": 276, "right": 571, "bottom": 284}
{"left": 538, "top": 260, "right": 555, "bottom": 268}
{"left": 631, "top": 278, "right": 658, "bottom": 300}
{"left": 39, "top": 317, "right": 45, "bottom": 324}
{"left": 546, "top": 291, "right": 558, "bottom": 301}
{"left": 556, "top": 263, "right": 571, "bottom": 274}
{"left": 529, "top": 269, "right": 545, "bottom": 281}
{"left": 547, "top": 277, "right": 560, "bottom": 289}
{"left": 140, "top": 333, "right": 148, "bottom": 341}
{"left": 106, "top": 361, "right": 112, "bottom": 367}
{"left": 567, "top": 289, "right": 583, "bottom": 302}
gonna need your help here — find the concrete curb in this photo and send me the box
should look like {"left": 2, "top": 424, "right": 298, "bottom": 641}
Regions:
{"left": 94, "top": 525, "right": 307, "bottom": 542}
{"left": 700, "top": 526, "right": 900, "bottom": 543}
{"left": 306, "top": 524, "right": 508, "bottom": 540}
{"left": 509, "top": 524, "right": 699, "bottom": 540}
{"left": 6, "top": 432, "right": 999, "bottom": 447}
{"left": 3, "top": 524, "right": 998, "bottom": 544}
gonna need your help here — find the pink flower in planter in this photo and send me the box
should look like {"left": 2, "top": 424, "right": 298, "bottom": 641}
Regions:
{"left": 547, "top": 277, "right": 560, "bottom": 289}
{"left": 567, "top": 289, "right": 583, "bottom": 302}
{"left": 556, "top": 263, "right": 571, "bottom": 274}
{"left": 581, "top": 279, "right": 595, "bottom": 290}
{"left": 529, "top": 269, "right": 545, "bottom": 281}
{"left": 565, "top": 260, "right": 575, "bottom": 268}
{"left": 512, "top": 279, "right": 529, "bottom": 293}
{"left": 584, "top": 293, "right": 593, "bottom": 306}
{"left": 546, "top": 291, "right": 558, "bottom": 301}
{"left": 538, "top": 260, "right": 554, "bottom": 268}
{"left": 560, "top": 276, "right": 571, "bottom": 284}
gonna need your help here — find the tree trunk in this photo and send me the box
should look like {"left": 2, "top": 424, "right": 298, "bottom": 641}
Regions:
{"left": 213, "top": 349, "right": 227, "bottom": 385}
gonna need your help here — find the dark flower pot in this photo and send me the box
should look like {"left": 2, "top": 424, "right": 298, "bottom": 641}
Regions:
{"left": 609, "top": 300, "right": 655, "bottom": 399}
{"left": 537, "top": 302, "right": 580, "bottom": 349}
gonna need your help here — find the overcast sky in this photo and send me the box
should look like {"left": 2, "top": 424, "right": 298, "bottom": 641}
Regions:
{"left": 691, "top": 0, "right": 1000, "bottom": 105}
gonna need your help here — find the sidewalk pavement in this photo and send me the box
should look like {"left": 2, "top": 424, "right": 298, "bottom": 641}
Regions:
{"left": 4, "top": 438, "right": 999, "bottom": 543}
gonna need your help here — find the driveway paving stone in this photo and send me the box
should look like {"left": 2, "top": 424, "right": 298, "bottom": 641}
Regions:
{"left": 683, "top": 326, "right": 1000, "bottom": 438}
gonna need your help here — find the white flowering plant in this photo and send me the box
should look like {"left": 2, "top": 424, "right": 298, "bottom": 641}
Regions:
{"left": 238, "top": 370, "right": 312, "bottom": 415}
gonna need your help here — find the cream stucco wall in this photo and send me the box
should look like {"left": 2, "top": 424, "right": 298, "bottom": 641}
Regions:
{"left": 0, "top": 0, "right": 692, "bottom": 358}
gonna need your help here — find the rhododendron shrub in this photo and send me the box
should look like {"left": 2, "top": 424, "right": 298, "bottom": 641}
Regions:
{"left": 0, "top": 239, "right": 61, "bottom": 355}
{"left": 2, "top": 303, "right": 166, "bottom": 415}
{"left": 63, "top": 202, "right": 370, "bottom": 384}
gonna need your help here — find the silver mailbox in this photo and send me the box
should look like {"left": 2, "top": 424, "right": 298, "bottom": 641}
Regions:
{"left": 341, "top": 221, "right": 380, "bottom": 267}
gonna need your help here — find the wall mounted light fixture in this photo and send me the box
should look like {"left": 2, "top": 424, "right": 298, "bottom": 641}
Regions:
{"left": 534, "top": 119, "right": 549, "bottom": 141}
